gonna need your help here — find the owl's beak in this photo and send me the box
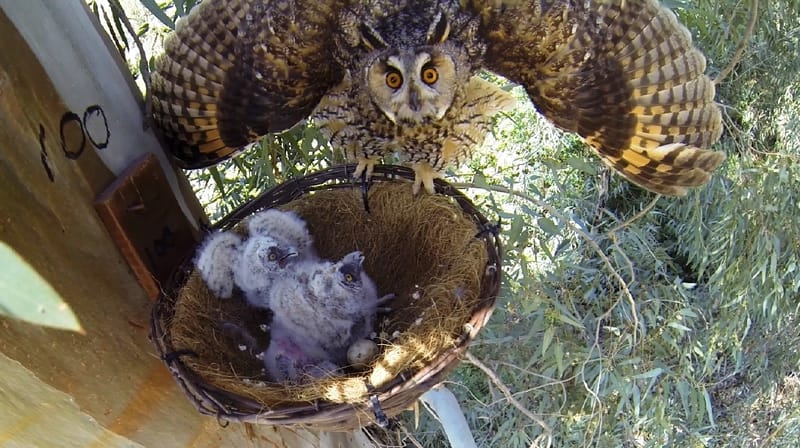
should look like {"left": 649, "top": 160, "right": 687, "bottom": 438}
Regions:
{"left": 278, "top": 252, "right": 297, "bottom": 268}
{"left": 345, "top": 251, "right": 365, "bottom": 266}
{"left": 408, "top": 88, "right": 421, "bottom": 112}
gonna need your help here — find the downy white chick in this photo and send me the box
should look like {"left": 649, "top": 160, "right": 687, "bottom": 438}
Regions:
{"left": 268, "top": 251, "right": 391, "bottom": 367}
{"left": 270, "top": 252, "right": 378, "bottom": 366}
{"left": 233, "top": 235, "right": 298, "bottom": 308}
{"left": 195, "top": 231, "right": 243, "bottom": 299}
{"left": 246, "top": 209, "right": 317, "bottom": 260}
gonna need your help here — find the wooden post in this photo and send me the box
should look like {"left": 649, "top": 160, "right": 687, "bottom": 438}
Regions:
{"left": 0, "top": 1, "right": 373, "bottom": 446}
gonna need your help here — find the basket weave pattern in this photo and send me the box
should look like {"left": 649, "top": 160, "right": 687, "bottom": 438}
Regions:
{"left": 151, "top": 164, "right": 501, "bottom": 430}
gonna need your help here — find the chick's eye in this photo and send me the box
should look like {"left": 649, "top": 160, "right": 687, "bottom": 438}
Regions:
{"left": 344, "top": 273, "right": 354, "bottom": 283}
{"left": 385, "top": 71, "right": 403, "bottom": 89}
{"left": 421, "top": 67, "right": 438, "bottom": 85}
{"left": 268, "top": 252, "right": 277, "bottom": 261}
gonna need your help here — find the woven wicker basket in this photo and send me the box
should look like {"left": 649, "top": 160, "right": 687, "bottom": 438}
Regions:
{"left": 151, "top": 164, "right": 501, "bottom": 431}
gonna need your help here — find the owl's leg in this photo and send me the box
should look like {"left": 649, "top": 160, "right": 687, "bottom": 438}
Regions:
{"left": 302, "top": 360, "right": 341, "bottom": 380}
{"left": 377, "top": 293, "right": 395, "bottom": 305}
{"left": 377, "top": 293, "right": 395, "bottom": 313}
{"left": 411, "top": 162, "right": 443, "bottom": 195}
{"left": 352, "top": 156, "right": 380, "bottom": 180}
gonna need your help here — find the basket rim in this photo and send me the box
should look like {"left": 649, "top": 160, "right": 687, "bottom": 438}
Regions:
{"left": 150, "top": 163, "right": 502, "bottom": 430}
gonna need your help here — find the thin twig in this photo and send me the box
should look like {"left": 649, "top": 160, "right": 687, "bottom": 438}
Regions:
{"left": 607, "top": 195, "right": 660, "bottom": 236}
{"left": 397, "top": 422, "right": 425, "bottom": 448}
{"left": 757, "top": 416, "right": 799, "bottom": 448}
{"left": 603, "top": 195, "right": 660, "bottom": 336}
{"left": 714, "top": 0, "right": 759, "bottom": 86}
{"left": 495, "top": 362, "right": 571, "bottom": 413}
{"left": 750, "top": 148, "right": 800, "bottom": 161}
{"left": 465, "top": 351, "right": 553, "bottom": 440}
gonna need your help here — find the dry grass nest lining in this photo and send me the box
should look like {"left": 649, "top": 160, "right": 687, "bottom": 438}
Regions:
{"left": 169, "top": 182, "right": 490, "bottom": 409}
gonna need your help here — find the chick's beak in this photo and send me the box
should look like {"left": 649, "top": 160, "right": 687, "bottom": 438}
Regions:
{"left": 278, "top": 252, "right": 297, "bottom": 268}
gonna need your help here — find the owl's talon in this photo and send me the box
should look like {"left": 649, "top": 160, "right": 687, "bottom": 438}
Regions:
{"left": 360, "top": 168, "right": 371, "bottom": 213}
{"left": 376, "top": 293, "right": 395, "bottom": 314}
{"left": 377, "top": 293, "right": 395, "bottom": 305}
{"left": 411, "top": 163, "right": 442, "bottom": 195}
{"left": 353, "top": 158, "right": 379, "bottom": 181}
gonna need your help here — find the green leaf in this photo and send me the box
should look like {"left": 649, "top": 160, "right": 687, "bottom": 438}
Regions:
{"left": 677, "top": 380, "right": 691, "bottom": 418}
{"left": 137, "top": 22, "right": 150, "bottom": 37}
{"left": 472, "top": 171, "right": 488, "bottom": 188}
{"left": 541, "top": 325, "right": 554, "bottom": 356}
{"left": 668, "top": 322, "right": 692, "bottom": 332}
{"left": 138, "top": 0, "right": 176, "bottom": 29}
{"left": 537, "top": 217, "right": 560, "bottom": 235}
{"left": 0, "top": 242, "right": 83, "bottom": 333}
{"left": 554, "top": 341, "right": 564, "bottom": 376}
{"left": 565, "top": 156, "right": 598, "bottom": 175}
{"left": 209, "top": 166, "right": 226, "bottom": 196}
{"left": 110, "top": 3, "right": 130, "bottom": 50}
{"left": 632, "top": 368, "right": 663, "bottom": 380}
{"left": 184, "top": 0, "right": 199, "bottom": 15}
{"left": 173, "top": 0, "right": 185, "bottom": 16}
{"left": 703, "top": 387, "right": 715, "bottom": 426}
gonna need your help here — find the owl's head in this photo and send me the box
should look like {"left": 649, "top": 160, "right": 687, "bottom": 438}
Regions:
{"left": 365, "top": 49, "right": 458, "bottom": 124}
{"left": 354, "top": 10, "right": 472, "bottom": 125}
{"left": 336, "top": 251, "right": 366, "bottom": 291}
{"left": 241, "top": 236, "right": 297, "bottom": 273}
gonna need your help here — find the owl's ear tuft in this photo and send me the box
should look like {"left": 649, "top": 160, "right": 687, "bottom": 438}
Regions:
{"left": 359, "top": 24, "right": 387, "bottom": 50}
{"left": 426, "top": 10, "right": 450, "bottom": 44}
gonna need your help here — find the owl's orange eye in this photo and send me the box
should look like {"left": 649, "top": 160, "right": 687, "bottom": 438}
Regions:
{"left": 344, "top": 273, "right": 355, "bottom": 283}
{"left": 421, "top": 67, "right": 438, "bottom": 85}
{"left": 385, "top": 71, "right": 403, "bottom": 89}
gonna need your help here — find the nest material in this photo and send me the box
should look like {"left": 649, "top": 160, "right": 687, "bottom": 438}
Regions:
{"left": 152, "top": 165, "right": 501, "bottom": 431}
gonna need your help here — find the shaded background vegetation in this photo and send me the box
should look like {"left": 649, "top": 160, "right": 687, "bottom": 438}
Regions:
{"left": 90, "top": 0, "right": 800, "bottom": 445}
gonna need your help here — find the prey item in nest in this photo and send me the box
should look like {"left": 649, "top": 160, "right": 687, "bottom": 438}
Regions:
{"left": 152, "top": 164, "right": 501, "bottom": 430}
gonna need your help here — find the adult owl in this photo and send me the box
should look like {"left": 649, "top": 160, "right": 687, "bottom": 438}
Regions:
{"left": 151, "top": 0, "right": 724, "bottom": 195}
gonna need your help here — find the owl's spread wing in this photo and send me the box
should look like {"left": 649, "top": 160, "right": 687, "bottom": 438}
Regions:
{"left": 151, "top": 0, "right": 347, "bottom": 168}
{"left": 479, "top": 0, "right": 724, "bottom": 195}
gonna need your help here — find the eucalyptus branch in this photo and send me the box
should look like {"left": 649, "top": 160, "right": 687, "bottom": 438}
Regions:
{"left": 451, "top": 181, "right": 640, "bottom": 341}
{"left": 465, "top": 352, "right": 553, "bottom": 442}
{"left": 714, "top": 0, "right": 758, "bottom": 86}
{"left": 607, "top": 196, "right": 660, "bottom": 236}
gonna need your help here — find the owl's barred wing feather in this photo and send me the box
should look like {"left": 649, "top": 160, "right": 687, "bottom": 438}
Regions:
{"left": 151, "top": 0, "right": 346, "bottom": 168}
{"left": 479, "top": 0, "right": 724, "bottom": 195}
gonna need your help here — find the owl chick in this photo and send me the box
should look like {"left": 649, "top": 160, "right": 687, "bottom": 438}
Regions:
{"left": 233, "top": 235, "right": 298, "bottom": 309}
{"left": 152, "top": 0, "right": 725, "bottom": 196}
{"left": 246, "top": 209, "right": 317, "bottom": 260}
{"left": 269, "top": 251, "right": 388, "bottom": 365}
{"left": 195, "top": 230, "right": 243, "bottom": 299}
